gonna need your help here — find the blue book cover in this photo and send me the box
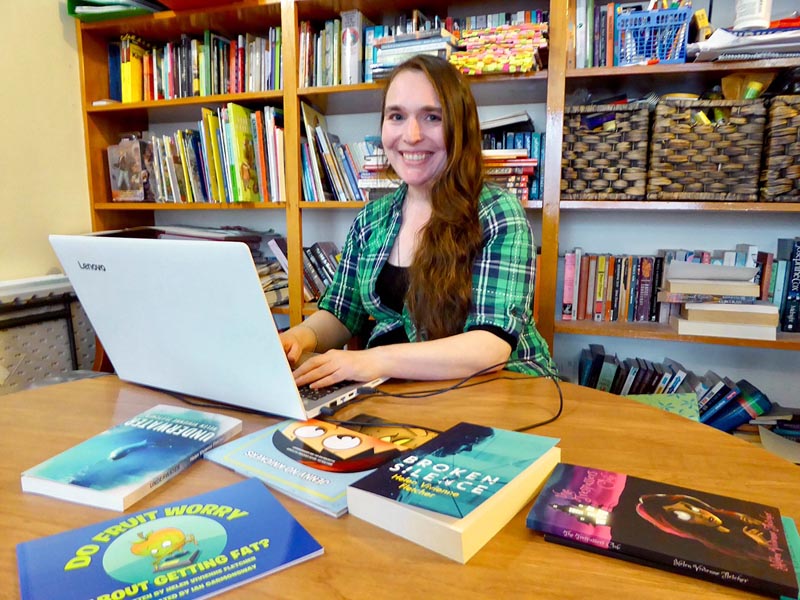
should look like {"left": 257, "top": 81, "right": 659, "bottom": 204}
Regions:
{"left": 346, "top": 422, "right": 560, "bottom": 563}
{"left": 528, "top": 463, "right": 798, "bottom": 598}
{"left": 21, "top": 404, "right": 242, "bottom": 512}
{"left": 349, "top": 422, "right": 560, "bottom": 519}
{"left": 16, "top": 478, "right": 323, "bottom": 600}
{"left": 205, "top": 419, "right": 400, "bottom": 517}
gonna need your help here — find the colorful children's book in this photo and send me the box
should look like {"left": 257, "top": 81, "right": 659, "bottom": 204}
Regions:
{"left": 21, "top": 404, "right": 242, "bottom": 511}
{"left": 527, "top": 463, "right": 799, "bottom": 598}
{"left": 346, "top": 422, "right": 561, "bottom": 563}
{"left": 16, "top": 478, "right": 323, "bottom": 600}
{"left": 205, "top": 418, "right": 400, "bottom": 517}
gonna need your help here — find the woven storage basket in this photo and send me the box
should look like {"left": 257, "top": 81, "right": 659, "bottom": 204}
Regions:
{"left": 647, "top": 99, "right": 766, "bottom": 201}
{"left": 561, "top": 104, "right": 649, "bottom": 200}
{"left": 760, "top": 95, "right": 800, "bottom": 202}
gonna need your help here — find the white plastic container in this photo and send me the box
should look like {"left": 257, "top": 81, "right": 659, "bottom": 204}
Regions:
{"left": 733, "top": 0, "right": 773, "bottom": 30}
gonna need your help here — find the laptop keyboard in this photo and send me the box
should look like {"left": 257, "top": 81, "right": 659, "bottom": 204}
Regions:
{"left": 298, "top": 380, "right": 352, "bottom": 404}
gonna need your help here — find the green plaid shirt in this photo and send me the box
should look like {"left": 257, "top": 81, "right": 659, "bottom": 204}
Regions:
{"left": 318, "top": 183, "right": 555, "bottom": 376}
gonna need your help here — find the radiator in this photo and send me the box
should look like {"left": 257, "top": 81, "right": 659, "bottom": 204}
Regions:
{"left": 0, "top": 275, "right": 96, "bottom": 394}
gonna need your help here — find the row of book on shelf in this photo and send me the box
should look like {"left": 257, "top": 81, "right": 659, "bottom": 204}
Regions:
{"left": 104, "top": 27, "right": 282, "bottom": 104}
{"left": 571, "top": 1, "right": 693, "bottom": 69}
{"left": 107, "top": 103, "right": 285, "bottom": 204}
{"left": 298, "top": 7, "right": 549, "bottom": 88}
{"left": 578, "top": 343, "right": 773, "bottom": 433}
{"left": 302, "top": 105, "right": 546, "bottom": 205}
{"left": 16, "top": 400, "right": 800, "bottom": 599}
{"left": 561, "top": 237, "right": 800, "bottom": 340}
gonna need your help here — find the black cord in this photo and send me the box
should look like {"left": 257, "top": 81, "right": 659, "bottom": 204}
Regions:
{"left": 322, "top": 357, "right": 565, "bottom": 432}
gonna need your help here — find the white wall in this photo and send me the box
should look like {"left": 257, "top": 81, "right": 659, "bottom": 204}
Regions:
{"left": 0, "top": 3, "right": 91, "bottom": 281}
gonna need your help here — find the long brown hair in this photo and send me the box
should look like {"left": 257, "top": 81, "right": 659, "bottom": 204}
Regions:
{"left": 380, "top": 55, "right": 484, "bottom": 340}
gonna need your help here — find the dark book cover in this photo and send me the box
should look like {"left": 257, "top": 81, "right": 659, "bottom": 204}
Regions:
{"left": 527, "top": 463, "right": 798, "bottom": 598}
{"left": 634, "top": 256, "right": 655, "bottom": 322}
{"left": 779, "top": 238, "right": 800, "bottom": 332}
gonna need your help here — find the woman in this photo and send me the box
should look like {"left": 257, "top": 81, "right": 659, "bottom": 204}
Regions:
{"left": 281, "top": 55, "right": 554, "bottom": 388}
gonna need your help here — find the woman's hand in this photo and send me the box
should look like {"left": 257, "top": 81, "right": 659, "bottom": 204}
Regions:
{"left": 292, "top": 349, "right": 384, "bottom": 388}
{"left": 279, "top": 326, "right": 316, "bottom": 366}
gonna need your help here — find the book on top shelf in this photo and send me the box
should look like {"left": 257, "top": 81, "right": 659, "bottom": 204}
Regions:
{"left": 346, "top": 422, "right": 560, "bottom": 563}
{"left": 205, "top": 418, "right": 401, "bottom": 518}
{"left": 20, "top": 404, "right": 242, "bottom": 512}
{"left": 16, "top": 478, "right": 323, "bottom": 600}
{"left": 527, "top": 463, "right": 799, "bottom": 598}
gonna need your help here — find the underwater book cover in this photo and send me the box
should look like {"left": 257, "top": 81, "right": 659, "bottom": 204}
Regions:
{"left": 21, "top": 404, "right": 242, "bottom": 511}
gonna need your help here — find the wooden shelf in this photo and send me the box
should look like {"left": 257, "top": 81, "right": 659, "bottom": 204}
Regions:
{"left": 559, "top": 201, "right": 800, "bottom": 212}
{"left": 554, "top": 320, "right": 800, "bottom": 351}
{"left": 94, "top": 202, "right": 286, "bottom": 211}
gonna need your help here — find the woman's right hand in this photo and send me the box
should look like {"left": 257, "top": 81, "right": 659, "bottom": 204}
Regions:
{"left": 279, "top": 326, "right": 316, "bottom": 366}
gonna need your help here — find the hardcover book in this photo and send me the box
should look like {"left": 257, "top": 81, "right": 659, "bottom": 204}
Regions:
{"left": 205, "top": 418, "right": 401, "bottom": 517}
{"left": 346, "top": 422, "right": 561, "bottom": 563}
{"left": 17, "top": 478, "right": 323, "bottom": 600}
{"left": 527, "top": 463, "right": 798, "bottom": 598}
{"left": 21, "top": 404, "right": 242, "bottom": 511}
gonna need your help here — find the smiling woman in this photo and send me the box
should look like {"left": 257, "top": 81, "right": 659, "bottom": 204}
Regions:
{"left": 279, "top": 55, "right": 555, "bottom": 389}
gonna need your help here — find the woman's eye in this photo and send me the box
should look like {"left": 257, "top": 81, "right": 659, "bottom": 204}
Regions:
{"left": 425, "top": 113, "right": 442, "bottom": 122}
{"left": 386, "top": 113, "right": 403, "bottom": 121}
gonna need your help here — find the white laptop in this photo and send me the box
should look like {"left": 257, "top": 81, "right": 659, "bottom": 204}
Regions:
{"left": 49, "top": 233, "right": 385, "bottom": 420}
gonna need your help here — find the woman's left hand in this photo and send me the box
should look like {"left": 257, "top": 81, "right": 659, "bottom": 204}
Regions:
{"left": 292, "top": 349, "right": 384, "bottom": 388}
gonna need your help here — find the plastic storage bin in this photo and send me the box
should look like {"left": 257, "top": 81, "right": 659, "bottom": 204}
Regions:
{"left": 615, "top": 7, "right": 692, "bottom": 66}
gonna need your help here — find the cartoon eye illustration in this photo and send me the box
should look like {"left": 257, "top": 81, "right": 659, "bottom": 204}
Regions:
{"left": 294, "top": 425, "right": 327, "bottom": 439}
{"left": 322, "top": 435, "right": 362, "bottom": 451}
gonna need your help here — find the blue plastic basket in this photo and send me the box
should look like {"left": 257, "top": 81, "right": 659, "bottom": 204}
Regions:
{"left": 615, "top": 7, "right": 692, "bottom": 66}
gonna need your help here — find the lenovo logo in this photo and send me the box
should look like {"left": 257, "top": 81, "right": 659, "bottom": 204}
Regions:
{"left": 77, "top": 260, "right": 106, "bottom": 272}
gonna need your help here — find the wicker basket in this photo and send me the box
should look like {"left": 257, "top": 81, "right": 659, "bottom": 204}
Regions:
{"left": 561, "top": 104, "right": 650, "bottom": 200}
{"left": 760, "top": 95, "right": 800, "bottom": 202}
{"left": 647, "top": 99, "right": 766, "bottom": 201}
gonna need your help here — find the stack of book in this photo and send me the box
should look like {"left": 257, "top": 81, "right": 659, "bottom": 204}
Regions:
{"left": 349, "top": 136, "right": 400, "bottom": 201}
{"left": 371, "top": 28, "right": 459, "bottom": 80}
{"left": 665, "top": 262, "right": 777, "bottom": 341}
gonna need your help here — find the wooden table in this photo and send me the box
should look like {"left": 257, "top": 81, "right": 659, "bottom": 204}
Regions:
{"left": 3, "top": 375, "right": 798, "bottom": 599}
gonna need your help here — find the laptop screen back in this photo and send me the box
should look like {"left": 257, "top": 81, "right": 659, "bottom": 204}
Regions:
{"left": 49, "top": 234, "right": 308, "bottom": 419}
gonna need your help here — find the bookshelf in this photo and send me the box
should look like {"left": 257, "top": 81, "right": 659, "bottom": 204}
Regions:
{"left": 73, "top": 0, "right": 800, "bottom": 373}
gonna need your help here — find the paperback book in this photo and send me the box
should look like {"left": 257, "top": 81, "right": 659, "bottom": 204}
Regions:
{"left": 527, "top": 463, "right": 798, "bottom": 598}
{"left": 17, "top": 478, "right": 323, "bottom": 600}
{"left": 205, "top": 418, "right": 401, "bottom": 517}
{"left": 346, "top": 422, "right": 561, "bottom": 563}
{"left": 21, "top": 404, "right": 242, "bottom": 511}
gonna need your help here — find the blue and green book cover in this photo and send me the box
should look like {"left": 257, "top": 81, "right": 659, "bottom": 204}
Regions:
{"left": 346, "top": 422, "right": 560, "bottom": 562}
{"left": 17, "top": 478, "right": 323, "bottom": 600}
{"left": 21, "top": 404, "right": 242, "bottom": 511}
{"left": 350, "top": 421, "right": 560, "bottom": 518}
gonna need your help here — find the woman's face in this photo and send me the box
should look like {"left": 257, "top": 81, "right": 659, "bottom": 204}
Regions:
{"left": 381, "top": 69, "right": 448, "bottom": 193}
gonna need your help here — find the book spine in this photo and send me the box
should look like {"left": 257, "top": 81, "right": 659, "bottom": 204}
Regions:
{"left": 562, "top": 252, "right": 576, "bottom": 321}
{"left": 593, "top": 254, "right": 607, "bottom": 321}
{"left": 780, "top": 239, "right": 800, "bottom": 332}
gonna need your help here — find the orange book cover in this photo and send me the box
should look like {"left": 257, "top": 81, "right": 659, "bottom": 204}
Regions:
{"left": 253, "top": 110, "right": 271, "bottom": 202}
